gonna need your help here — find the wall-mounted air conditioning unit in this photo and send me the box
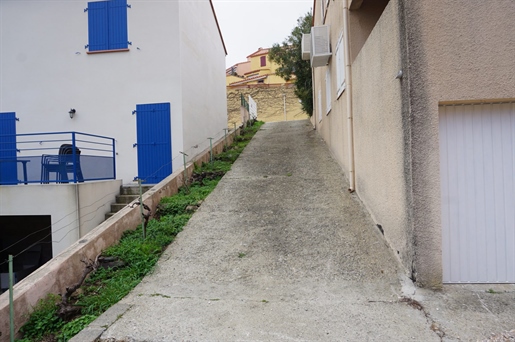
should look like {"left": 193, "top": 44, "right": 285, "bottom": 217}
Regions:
{"left": 301, "top": 33, "right": 311, "bottom": 60}
{"left": 310, "top": 25, "right": 331, "bottom": 68}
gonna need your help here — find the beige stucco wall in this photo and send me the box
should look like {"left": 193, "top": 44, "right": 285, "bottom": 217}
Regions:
{"left": 348, "top": 0, "right": 390, "bottom": 62}
{"left": 313, "top": 0, "right": 349, "bottom": 174}
{"left": 312, "top": 0, "right": 514, "bottom": 287}
{"left": 351, "top": 0, "right": 414, "bottom": 278}
{"left": 403, "top": 0, "right": 515, "bottom": 287}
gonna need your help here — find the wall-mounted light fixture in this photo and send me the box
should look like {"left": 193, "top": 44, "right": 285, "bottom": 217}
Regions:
{"left": 69, "top": 109, "right": 76, "bottom": 119}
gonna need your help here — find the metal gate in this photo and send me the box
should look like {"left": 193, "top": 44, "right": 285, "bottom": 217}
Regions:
{"left": 439, "top": 102, "right": 515, "bottom": 283}
{"left": 134, "top": 103, "right": 172, "bottom": 184}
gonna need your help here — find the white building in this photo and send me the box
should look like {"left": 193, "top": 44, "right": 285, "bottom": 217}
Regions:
{"left": 0, "top": 0, "right": 227, "bottom": 289}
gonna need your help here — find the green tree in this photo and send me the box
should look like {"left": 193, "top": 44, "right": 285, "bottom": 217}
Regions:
{"left": 269, "top": 12, "right": 313, "bottom": 117}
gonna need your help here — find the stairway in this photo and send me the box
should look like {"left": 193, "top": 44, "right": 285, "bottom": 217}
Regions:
{"left": 105, "top": 185, "right": 153, "bottom": 220}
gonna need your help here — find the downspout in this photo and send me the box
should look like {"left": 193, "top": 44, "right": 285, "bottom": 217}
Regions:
{"left": 311, "top": 2, "right": 317, "bottom": 129}
{"left": 343, "top": 0, "right": 355, "bottom": 192}
{"left": 311, "top": 67, "right": 316, "bottom": 129}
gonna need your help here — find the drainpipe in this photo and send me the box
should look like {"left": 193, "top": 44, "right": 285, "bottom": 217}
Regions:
{"left": 343, "top": 0, "right": 355, "bottom": 192}
{"left": 311, "top": 67, "right": 317, "bottom": 129}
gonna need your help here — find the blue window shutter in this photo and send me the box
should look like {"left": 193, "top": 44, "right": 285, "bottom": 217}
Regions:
{"left": 88, "top": 1, "right": 109, "bottom": 51}
{"left": 108, "top": 0, "right": 128, "bottom": 50}
{"left": 0, "top": 112, "right": 18, "bottom": 185}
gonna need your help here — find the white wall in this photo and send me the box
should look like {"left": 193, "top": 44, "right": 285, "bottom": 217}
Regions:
{"left": 179, "top": 1, "right": 228, "bottom": 158}
{"left": 0, "top": 181, "right": 120, "bottom": 256}
{"left": 0, "top": 185, "right": 77, "bottom": 257}
{"left": 0, "top": 0, "right": 225, "bottom": 183}
{"left": 77, "top": 180, "right": 123, "bottom": 237}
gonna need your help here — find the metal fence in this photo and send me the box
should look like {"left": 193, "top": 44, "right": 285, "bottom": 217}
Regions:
{"left": 0, "top": 132, "right": 115, "bottom": 185}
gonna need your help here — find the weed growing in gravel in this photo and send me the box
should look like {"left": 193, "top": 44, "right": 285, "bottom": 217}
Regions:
{"left": 17, "top": 121, "right": 263, "bottom": 342}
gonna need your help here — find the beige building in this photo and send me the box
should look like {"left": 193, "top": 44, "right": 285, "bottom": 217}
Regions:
{"left": 309, "top": 0, "right": 515, "bottom": 287}
{"left": 226, "top": 48, "right": 306, "bottom": 125}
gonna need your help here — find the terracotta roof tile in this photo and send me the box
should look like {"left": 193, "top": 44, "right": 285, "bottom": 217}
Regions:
{"left": 229, "top": 74, "right": 268, "bottom": 86}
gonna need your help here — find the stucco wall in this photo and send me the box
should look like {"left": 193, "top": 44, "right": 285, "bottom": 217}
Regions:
{"left": 0, "top": 181, "right": 121, "bottom": 256}
{"left": 179, "top": 1, "right": 228, "bottom": 162}
{"left": 403, "top": 0, "right": 515, "bottom": 287}
{"left": 312, "top": 0, "right": 349, "bottom": 174}
{"left": 310, "top": 0, "right": 515, "bottom": 287}
{"left": 0, "top": 185, "right": 79, "bottom": 257}
{"left": 0, "top": 0, "right": 227, "bottom": 184}
{"left": 348, "top": 0, "right": 390, "bottom": 63}
{"left": 0, "top": 1, "right": 184, "bottom": 183}
{"left": 351, "top": 0, "right": 413, "bottom": 277}
{"left": 77, "top": 180, "right": 124, "bottom": 237}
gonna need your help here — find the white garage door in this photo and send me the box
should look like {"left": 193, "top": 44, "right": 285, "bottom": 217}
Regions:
{"left": 440, "top": 102, "right": 515, "bottom": 283}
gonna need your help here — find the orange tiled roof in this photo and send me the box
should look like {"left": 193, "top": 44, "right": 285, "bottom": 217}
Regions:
{"left": 229, "top": 74, "right": 268, "bottom": 86}
{"left": 246, "top": 47, "right": 270, "bottom": 58}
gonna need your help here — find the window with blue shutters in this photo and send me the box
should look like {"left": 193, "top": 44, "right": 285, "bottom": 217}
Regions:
{"left": 87, "top": 0, "right": 129, "bottom": 52}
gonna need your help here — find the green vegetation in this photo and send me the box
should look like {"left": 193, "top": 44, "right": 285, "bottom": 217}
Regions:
{"left": 269, "top": 12, "right": 313, "bottom": 116}
{"left": 19, "top": 294, "right": 63, "bottom": 341}
{"left": 17, "top": 121, "right": 263, "bottom": 342}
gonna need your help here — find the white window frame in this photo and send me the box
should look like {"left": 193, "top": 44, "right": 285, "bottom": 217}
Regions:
{"left": 325, "top": 64, "right": 332, "bottom": 115}
{"left": 317, "top": 88, "right": 323, "bottom": 123}
{"left": 320, "top": 0, "right": 327, "bottom": 23}
{"left": 335, "top": 32, "right": 346, "bottom": 98}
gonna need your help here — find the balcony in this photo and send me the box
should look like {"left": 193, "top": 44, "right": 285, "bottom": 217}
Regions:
{"left": 0, "top": 131, "right": 116, "bottom": 185}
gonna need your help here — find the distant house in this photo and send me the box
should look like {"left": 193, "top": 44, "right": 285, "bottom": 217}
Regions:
{"left": 226, "top": 48, "right": 305, "bottom": 125}
{"left": 226, "top": 48, "right": 292, "bottom": 88}
{"left": 307, "top": 0, "right": 515, "bottom": 286}
{"left": 0, "top": 0, "right": 227, "bottom": 289}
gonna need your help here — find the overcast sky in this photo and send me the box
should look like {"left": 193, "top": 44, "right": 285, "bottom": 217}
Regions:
{"left": 211, "top": 0, "right": 313, "bottom": 68}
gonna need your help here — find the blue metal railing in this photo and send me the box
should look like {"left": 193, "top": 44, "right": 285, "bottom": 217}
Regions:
{"left": 0, "top": 131, "right": 116, "bottom": 185}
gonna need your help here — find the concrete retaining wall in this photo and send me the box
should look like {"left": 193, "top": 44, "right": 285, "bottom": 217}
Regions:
{"left": 0, "top": 127, "right": 240, "bottom": 341}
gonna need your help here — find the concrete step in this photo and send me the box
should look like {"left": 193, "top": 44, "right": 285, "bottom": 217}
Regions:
{"left": 116, "top": 194, "right": 139, "bottom": 204}
{"left": 120, "top": 185, "right": 153, "bottom": 196}
{"left": 104, "top": 185, "right": 153, "bottom": 222}
{"left": 110, "top": 203, "right": 128, "bottom": 213}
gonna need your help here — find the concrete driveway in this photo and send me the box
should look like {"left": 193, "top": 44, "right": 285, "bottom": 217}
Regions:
{"left": 76, "top": 120, "right": 514, "bottom": 342}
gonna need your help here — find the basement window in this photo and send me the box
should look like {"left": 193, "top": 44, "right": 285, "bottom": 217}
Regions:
{"left": 0, "top": 215, "right": 52, "bottom": 293}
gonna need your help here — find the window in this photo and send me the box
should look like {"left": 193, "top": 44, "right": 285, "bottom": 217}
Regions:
{"left": 87, "top": 0, "right": 129, "bottom": 52}
{"left": 335, "top": 32, "right": 346, "bottom": 97}
{"left": 325, "top": 65, "right": 332, "bottom": 114}
{"left": 260, "top": 56, "right": 266, "bottom": 67}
